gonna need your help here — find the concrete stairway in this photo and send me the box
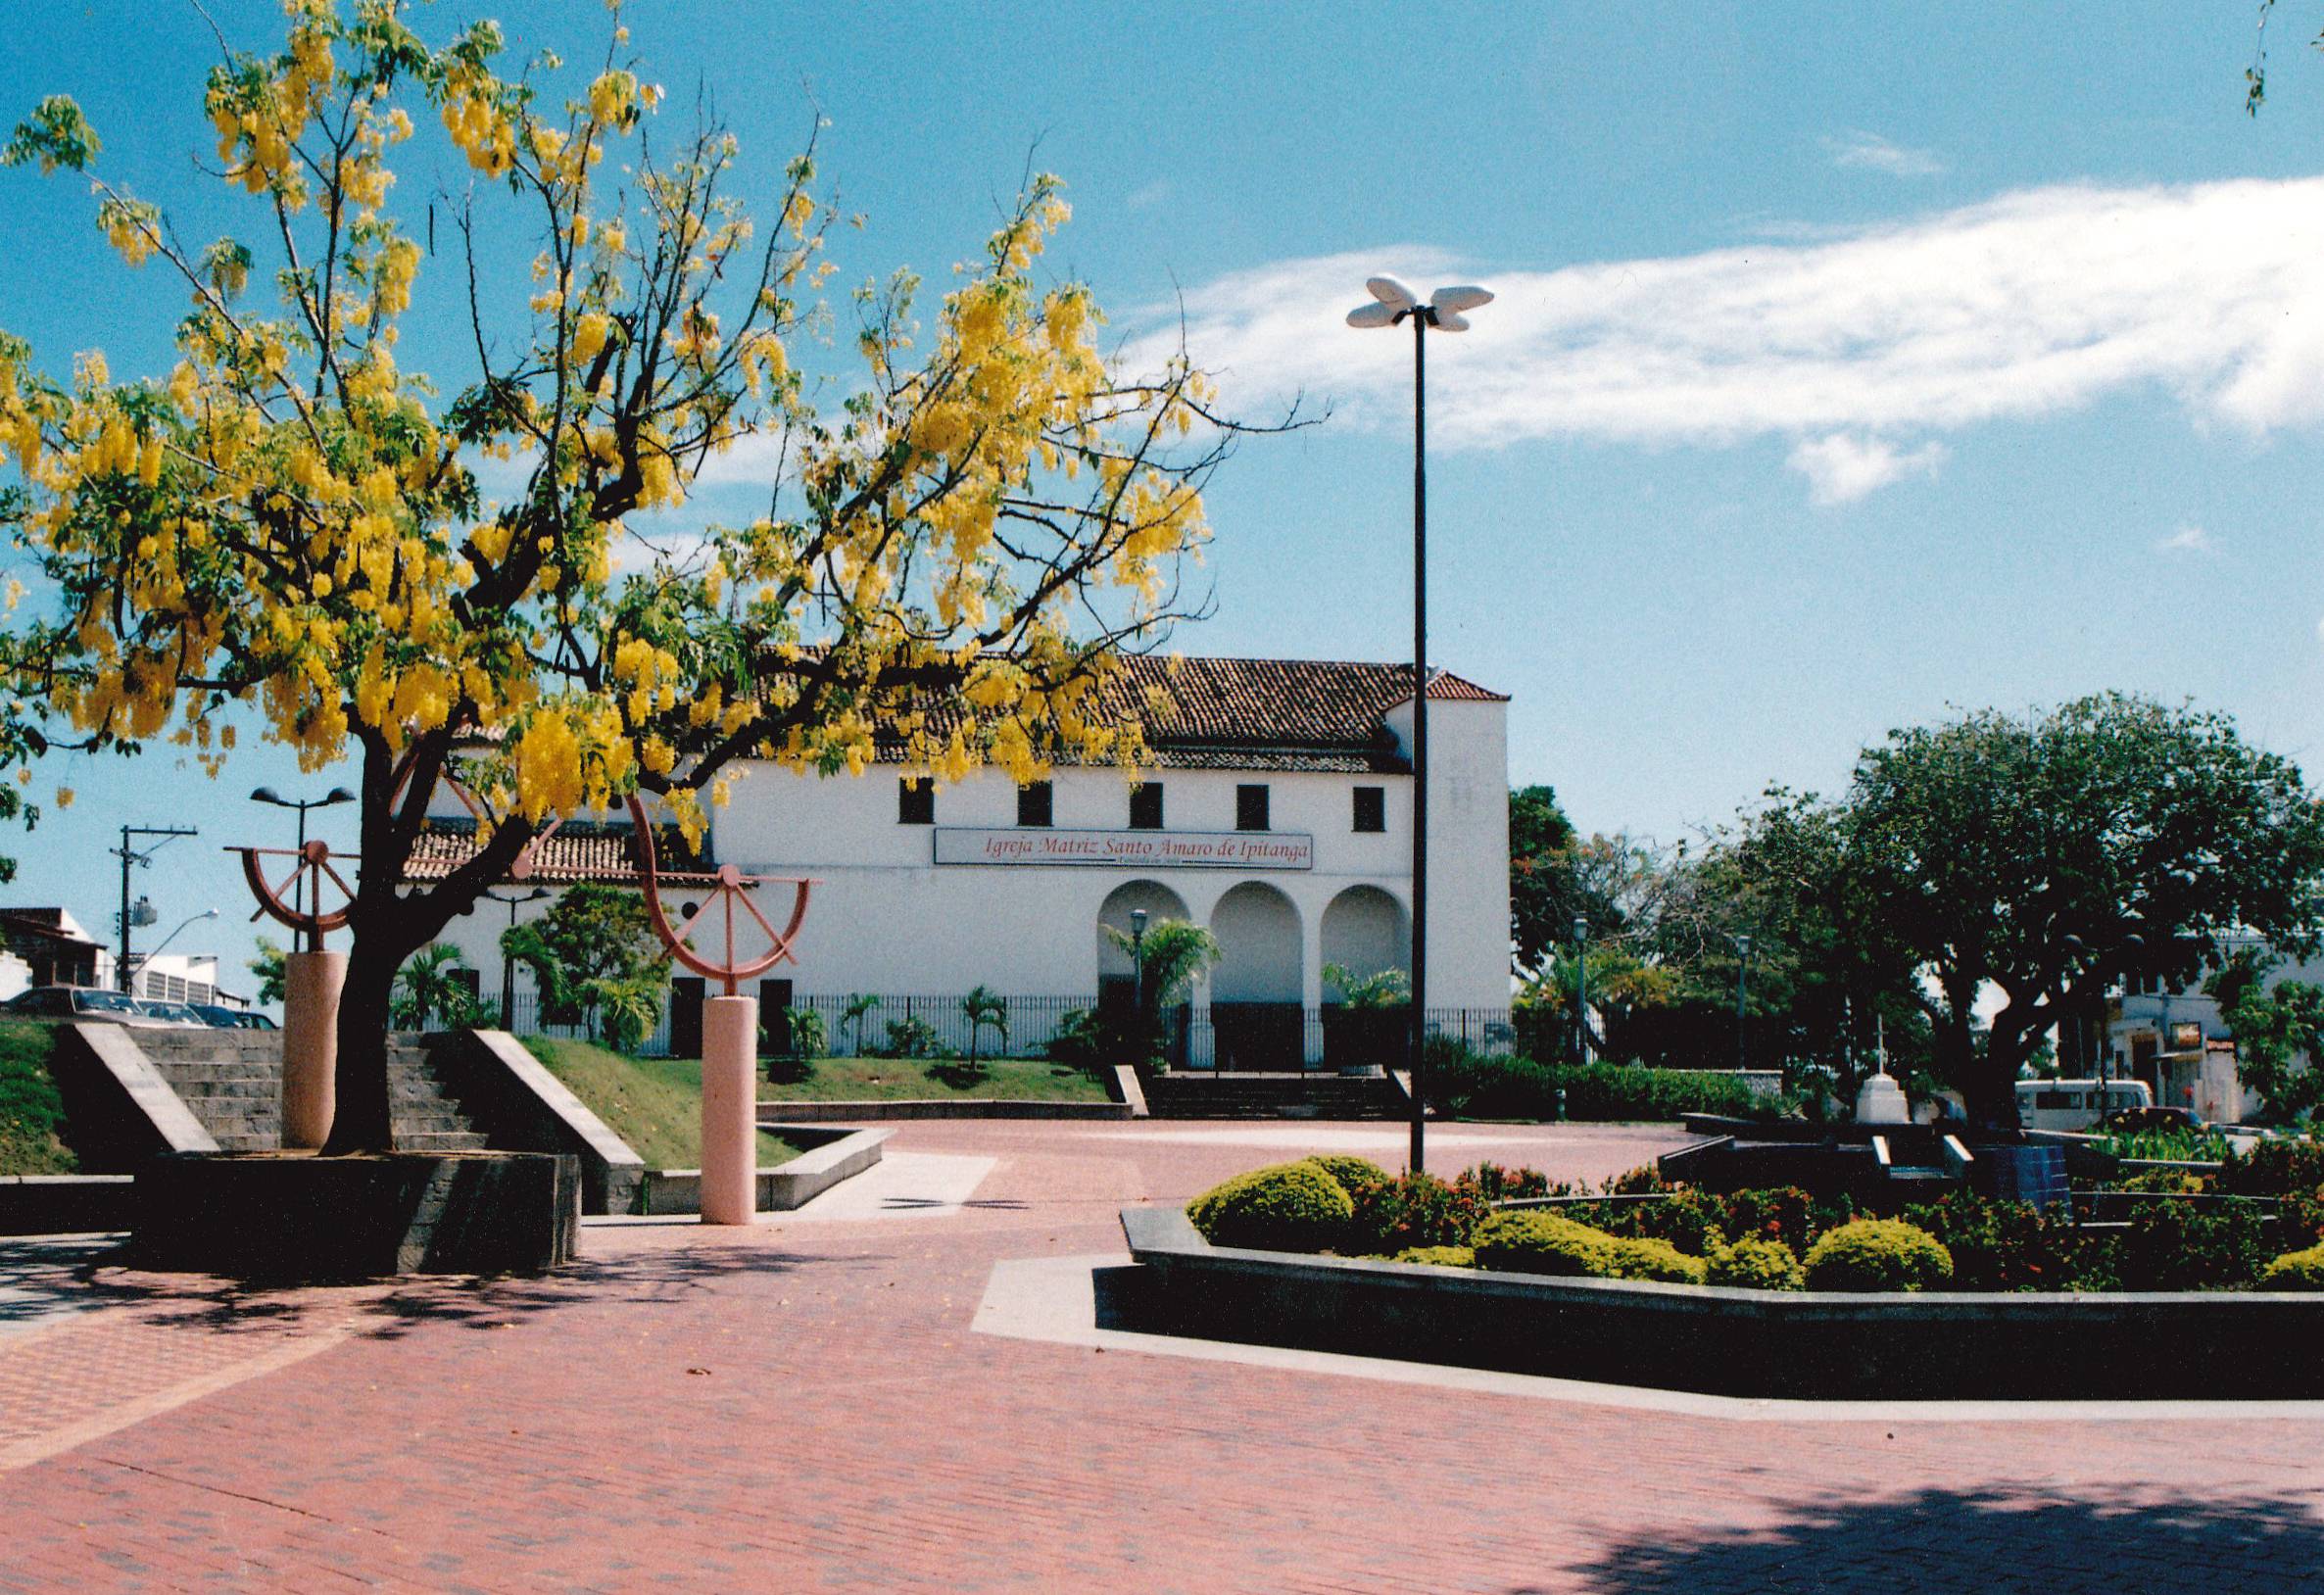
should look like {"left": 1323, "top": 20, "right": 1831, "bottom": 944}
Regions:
{"left": 1141, "top": 1072, "right": 1409, "bottom": 1121}
{"left": 134, "top": 1030, "right": 491, "bottom": 1153}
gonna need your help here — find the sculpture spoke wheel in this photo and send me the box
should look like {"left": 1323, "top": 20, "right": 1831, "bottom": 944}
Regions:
{"left": 236, "top": 840, "right": 359, "bottom": 949}
{"left": 627, "top": 795, "right": 812, "bottom": 995}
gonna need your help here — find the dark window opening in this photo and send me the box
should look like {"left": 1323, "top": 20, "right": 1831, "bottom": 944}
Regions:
{"left": 1352, "top": 786, "right": 1385, "bottom": 833}
{"left": 1236, "top": 784, "right": 1270, "bottom": 832}
{"left": 898, "top": 776, "right": 935, "bottom": 825}
{"left": 1018, "top": 781, "right": 1054, "bottom": 828}
{"left": 1130, "top": 782, "right": 1164, "bottom": 830}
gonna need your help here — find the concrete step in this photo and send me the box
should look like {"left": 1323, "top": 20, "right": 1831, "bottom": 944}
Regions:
{"left": 397, "top": 1131, "right": 490, "bottom": 1152}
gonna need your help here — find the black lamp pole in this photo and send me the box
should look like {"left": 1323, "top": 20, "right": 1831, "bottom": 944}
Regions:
{"left": 1345, "top": 274, "right": 1492, "bottom": 1177}
{"left": 1410, "top": 308, "right": 1430, "bottom": 1176}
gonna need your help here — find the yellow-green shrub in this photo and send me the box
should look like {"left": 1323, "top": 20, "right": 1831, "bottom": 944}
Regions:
{"left": 1391, "top": 1244, "right": 1476, "bottom": 1268}
{"left": 1474, "top": 1210, "right": 1620, "bottom": 1277}
{"left": 1803, "top": 1218, "right": 1954, "bottom": 1292}
{"left": 2260, "top": 1243, "right": 2324, "bottom": 1291}
{"left": 1473, "top": 1210, "right": 1706, "bottom": 1283}
{"left": 1186, "top": 1161, "right": 1354, "bottom": 1252}
{"left": 1614, "top": 1235, "right": 1708, "bottom": 1284}
{"left": 1303, "top": 1154, "right": 1391, "bottom": 1195}
{"left": 1707, "top": 1235, "right": 1806, "bottom": 1291}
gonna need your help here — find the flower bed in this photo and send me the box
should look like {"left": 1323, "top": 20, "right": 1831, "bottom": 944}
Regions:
{"left": 1099, "top": 1148, "right": 2324, "bottom": 1398}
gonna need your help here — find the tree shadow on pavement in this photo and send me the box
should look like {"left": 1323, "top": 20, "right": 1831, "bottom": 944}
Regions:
{"left": 0, "top": 1233, "right": 888, "bottom": 1343}
{"left": 1551, "top": 1486, "right": 2324, "bottom": 1595}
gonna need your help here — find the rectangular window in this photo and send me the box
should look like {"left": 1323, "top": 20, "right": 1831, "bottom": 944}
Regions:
{"left": 1352, "top": 786, "right": 1385, "bottom": 833}
{"left": 1235, "top": 784, "right": 1270, "bottom": 832}
{"left": 897, "top": 776, "right": 935, "bottom": 825}
{"left": 1018, "top": 781, "right": 1053, "bottom": 828}
{"left": 1130, "top": 782, "right": 1164, "bottom": 830}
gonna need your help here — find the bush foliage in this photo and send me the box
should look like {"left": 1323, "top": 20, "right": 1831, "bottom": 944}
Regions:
{"left": 1186, "top": 1161, "right": 1354, "bottom": 1252}
{"left": 1803, "top": 1219, "right": 1954, "bottom": 1292}
{"left": 1432, "top": 1049, "right": 1768, "bottom": 1123}
{"left": 2261, "top": 1244, "right": 2324, "bottom": 1291}
{"left": 1706, "top": 1236, "right": 1805, "bottom": 1290}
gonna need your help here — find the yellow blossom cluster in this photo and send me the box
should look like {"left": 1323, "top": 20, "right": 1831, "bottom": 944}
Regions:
{"left": 0, "top": 1, "right": 1220, "bottom": 927}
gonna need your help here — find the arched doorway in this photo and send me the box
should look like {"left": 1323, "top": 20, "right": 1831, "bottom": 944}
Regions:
{"left": 1321, "top": 885, "right": 1409, "bottom": 1071}
{"left": 1095, "top": 880, "right": 1192, "bottom": 999}
{"left": 1209, "top": 881, "right": 1303, "bottom": 1071}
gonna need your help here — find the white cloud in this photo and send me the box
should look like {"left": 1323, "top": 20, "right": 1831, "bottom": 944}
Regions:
{"left": 1787, "top": 434, "right": 1949, "bottom": 505}
{"left": 1826, "top": 131, "right": 1945, "bottom": 177}
{"left": 2157, "top": 524, "right": 2217, "bottom": 556}
{"left": 1124, "top": 177, "right": 2324, "bottom": 500}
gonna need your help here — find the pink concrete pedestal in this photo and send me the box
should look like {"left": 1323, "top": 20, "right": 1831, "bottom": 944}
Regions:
{"left": 700, "top": 995, "right": 759, "bottom": 1225}
{"left": 281, "top": 949, "right": 346, "bottom": 1149}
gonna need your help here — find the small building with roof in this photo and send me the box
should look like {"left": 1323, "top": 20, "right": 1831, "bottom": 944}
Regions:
{"left": 415, "top": 655, "right": 1510, "bottom": 1066}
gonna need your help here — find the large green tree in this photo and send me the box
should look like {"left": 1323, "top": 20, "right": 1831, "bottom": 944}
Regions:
{"left": 1729, "top": 695, "right": 2324, "bottom": 1128}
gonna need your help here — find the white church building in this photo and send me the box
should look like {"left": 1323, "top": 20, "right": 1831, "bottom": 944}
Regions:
{"left": 415, "top": 655, "right": 1511, "bottom": 1067}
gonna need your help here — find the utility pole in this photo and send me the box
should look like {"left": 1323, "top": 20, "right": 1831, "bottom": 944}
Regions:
{"left": 113, "top": 825, "right": 197, "bottom": 993}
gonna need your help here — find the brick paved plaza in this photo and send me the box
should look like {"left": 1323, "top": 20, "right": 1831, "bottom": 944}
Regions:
{"left": 5, "top": 1120, "right": 2322, "bottom": 1592}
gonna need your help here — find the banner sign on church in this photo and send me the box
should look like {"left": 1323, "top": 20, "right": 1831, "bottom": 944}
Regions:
{"left": 933, "top": 828, "right": 1314, "bottom": 870}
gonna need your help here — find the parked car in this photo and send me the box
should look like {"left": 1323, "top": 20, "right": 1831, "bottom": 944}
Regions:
{"left": 1, "top": 986, "right": 177, "bottom": 1027}
{"left": 190, "top": 1003, "right": 277, "bottom": 1030}
{"left": 134, "top": 998, "right": 209, "bottom": 1028}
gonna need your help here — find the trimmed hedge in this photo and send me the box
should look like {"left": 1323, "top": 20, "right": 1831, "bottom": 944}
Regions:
{"left": 1803, "top": 1219, "right": 1953, "bottom": 1292}
{"left": 1303, "top": 1155, "right": 1392, "bottom": 1195}
{"left": 1186, "top": 1162, "right": 1353, "bottom": 1252}
{"left": 1473, "top": 1210, "right": 1707, "bottom": 1284}
{"left": 1391, "top": 1244, "right": 1477, "bottom": 1268}
{"left": 1707, "top": 1236, "right": 1805, "bottom": 1291}
{"left": 1432, "top": 1050, "right": 1767, "bottom": 1123}
{"left": 2261, "top": 1244, "right": 2324, "bottom": 1291}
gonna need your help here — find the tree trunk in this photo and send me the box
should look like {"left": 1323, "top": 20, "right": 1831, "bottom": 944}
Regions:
{"left": 321, "top": 938, "right": 398, "bottom": 1154}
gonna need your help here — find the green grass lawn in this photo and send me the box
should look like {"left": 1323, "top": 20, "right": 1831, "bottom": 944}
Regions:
{"left": 522, "top": 1037, "right": 814, "bottom": 1169}
{"left": 759, "top": 1053, "right": 1113, "bottom": 1103}
{"left": 0, "top": 1021, "right": 73, "bottom": 1176}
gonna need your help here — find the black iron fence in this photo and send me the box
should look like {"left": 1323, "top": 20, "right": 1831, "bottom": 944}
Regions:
{"left": 494, "top": 987, "right": 1523, "bottom": 1070}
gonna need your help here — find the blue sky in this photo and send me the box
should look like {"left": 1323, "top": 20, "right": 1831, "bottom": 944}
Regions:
{"left": 7, "top": 2, "right": 2324, "bottom": 993}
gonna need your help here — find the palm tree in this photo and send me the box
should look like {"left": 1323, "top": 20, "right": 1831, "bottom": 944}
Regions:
{"left": 390, "top": 944, "right": 488, "bottom": 1031}
{"left": 842, "top": 993, "right": 883, "bottom": 1056}
{"left": 1106, "top": 920, "right": 1222, "bottom": 1010}
{"left": 961, "top": 986, "right": 1010, "bottom": 1065}
{"left": 1103, "top": 920, "right": 1222, "bottom": 1067}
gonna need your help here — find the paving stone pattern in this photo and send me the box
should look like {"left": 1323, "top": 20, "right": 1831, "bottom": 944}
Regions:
{"left": 3, "top": 1122, "right": 2322, "bottom": 1592}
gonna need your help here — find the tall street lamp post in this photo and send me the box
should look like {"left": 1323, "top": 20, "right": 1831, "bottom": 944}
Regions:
{"left": 483, "top": 887, "right": 553, "bottom": 1030}
{"left": 250, "top": 787, "right": 357, "bottom": 950}
{"left": 1346, "top": 274, "right": 1492, "bottom": 1176}
{"left": 1735, "top": 935, "right": 1754, "bottom": 1074}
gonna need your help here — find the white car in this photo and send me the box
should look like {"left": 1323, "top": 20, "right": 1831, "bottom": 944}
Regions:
{"left": 2, "top": 986, "right": 177, "bottom": 1027}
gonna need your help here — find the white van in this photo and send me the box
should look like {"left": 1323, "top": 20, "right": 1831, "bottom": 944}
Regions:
{"left": 2015, "top": 1078, "right": 2155, "bottom": 1132}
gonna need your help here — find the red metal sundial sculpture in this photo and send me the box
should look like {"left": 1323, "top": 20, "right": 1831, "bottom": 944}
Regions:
{"left": 236, "top": 839, "right": 359, "bottom": 951}
{"left": 625, "top": 794, "right": 812, "bottom": 995}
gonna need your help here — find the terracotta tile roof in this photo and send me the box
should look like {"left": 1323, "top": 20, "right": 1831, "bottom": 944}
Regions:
{"left": 402, "top": 821, "right": 720, "bottom": 889}
{"left": 866, "top": 656, "right": 1504, "bottom": 772}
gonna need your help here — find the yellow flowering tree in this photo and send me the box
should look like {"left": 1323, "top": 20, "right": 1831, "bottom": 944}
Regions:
{"left": 0, "top": 2, "right": 1249, "bottom": 1152}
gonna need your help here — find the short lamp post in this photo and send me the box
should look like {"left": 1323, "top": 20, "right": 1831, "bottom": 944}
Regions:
{"left": 1735, "top": 935, "right": 1754, "bottom": 1074}
{"left": 484, "top": 887, "right": 553, "bottom": 1030}
{"left": 250, "top": 786, "right": 357, "bottom": 949}
{"left": 1346, "top": 273, "right": 1493, "bottom": 1177}
{"left": 1573, "top": 915, "right": 1589, "bottom": 1068}
{"left": 1130, "top": 907, "right": 1150, "bottom": 1059}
